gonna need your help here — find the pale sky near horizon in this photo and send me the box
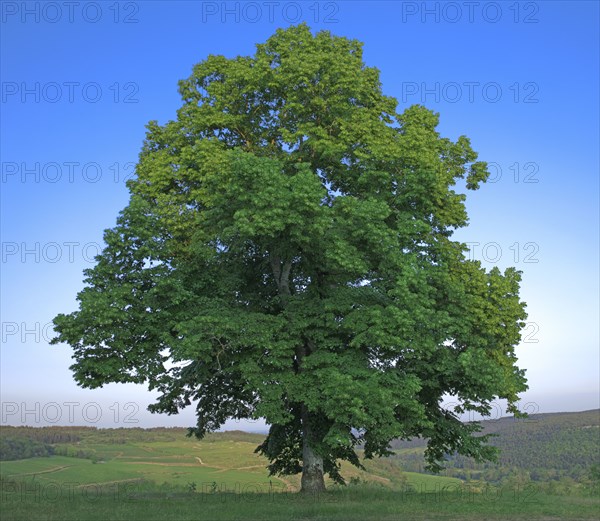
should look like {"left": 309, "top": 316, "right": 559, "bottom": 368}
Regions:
{"left": 1, "top": 1, "right": 598, "bottom": 429}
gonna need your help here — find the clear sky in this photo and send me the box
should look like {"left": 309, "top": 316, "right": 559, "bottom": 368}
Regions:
{"left": 1, "top": 1, "right": 598, "bottom": 429}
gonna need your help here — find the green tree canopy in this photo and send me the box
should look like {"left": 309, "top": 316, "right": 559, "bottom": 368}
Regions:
{"left": 52, "top": 24, "right": 528, "bottom": 493}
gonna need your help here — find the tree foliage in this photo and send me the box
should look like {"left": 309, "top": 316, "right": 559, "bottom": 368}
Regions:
{"left": 0, "top": 436, "right": 54, "bottom": 461}
{"left": 52, "top": 24, "right": 528, "bottom": 489}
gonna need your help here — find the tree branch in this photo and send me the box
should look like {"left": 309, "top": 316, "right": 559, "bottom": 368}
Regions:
{"left": 270, "top": 254, "right": 292, "bottom": 302}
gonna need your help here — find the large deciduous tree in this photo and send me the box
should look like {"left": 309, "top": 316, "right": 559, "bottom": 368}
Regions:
{"left": 52, "top": 24, "right": 528, "bottom": 493}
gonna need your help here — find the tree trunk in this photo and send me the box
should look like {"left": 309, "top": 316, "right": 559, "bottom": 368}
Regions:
{"left": 300, "top": 408, "right": 326, "bottom": 493}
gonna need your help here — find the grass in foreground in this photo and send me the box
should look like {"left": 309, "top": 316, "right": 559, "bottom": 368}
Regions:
{"left": 2, "top": 482, "right": 599, "bottom": 521}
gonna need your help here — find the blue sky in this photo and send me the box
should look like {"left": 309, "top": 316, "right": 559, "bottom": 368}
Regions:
{"left": 1, "top": 1, "right": 598, "bottom": 429}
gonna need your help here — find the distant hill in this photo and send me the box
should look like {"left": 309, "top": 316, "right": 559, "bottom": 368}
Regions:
{"left": 387, "top": 409, "right": 600, "bottom": 481}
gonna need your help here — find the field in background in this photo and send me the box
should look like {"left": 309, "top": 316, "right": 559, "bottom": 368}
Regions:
{"left": 0, "top": 430, "right": 463, "bottom": 494}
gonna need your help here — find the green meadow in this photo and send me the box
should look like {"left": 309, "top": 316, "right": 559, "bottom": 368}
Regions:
{"left": 1, "top": 427, "right": 599, "bottom": 520}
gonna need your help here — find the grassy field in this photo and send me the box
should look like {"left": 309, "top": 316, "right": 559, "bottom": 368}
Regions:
{"left": 1, "top": 430, "right": 599, "bottom": 520}
{"left": 0, "top": 433, "right": 462, "bottom": 494}
{"left": 0, "top": 437, "right": 291, "bottom": 493}
{"left": 2, "top": 482, "right": 599, "bottom": 521}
